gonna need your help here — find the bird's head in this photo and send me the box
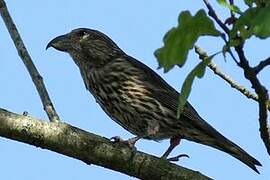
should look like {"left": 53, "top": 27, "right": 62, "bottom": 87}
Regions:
{"left": 46, "top": 28, "right": 124, "bottom": 68}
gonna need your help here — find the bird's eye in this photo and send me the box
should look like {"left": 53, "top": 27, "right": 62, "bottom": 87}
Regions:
{"left": 78, "top": 30, "right": 90, "bottom": 40}
{"left": 78, "top": 30, "right": 88, "bottom": 36}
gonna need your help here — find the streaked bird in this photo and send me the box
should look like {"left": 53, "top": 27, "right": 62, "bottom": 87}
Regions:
{"left": 46, "top": 28, "right": 261, "bottom": 173}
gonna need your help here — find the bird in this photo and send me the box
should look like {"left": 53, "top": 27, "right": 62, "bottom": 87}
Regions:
{"left": 46, "top": 28, "right": 261, "bottom": 173}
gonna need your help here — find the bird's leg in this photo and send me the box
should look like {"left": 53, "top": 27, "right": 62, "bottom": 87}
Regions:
{"left": 161, "top": 137, "right": 189, "bottom": 161}
{"left": 110, "top": 136, "right": 141, "bottom": 149}
{"left": 161, "top": 137, "right": 181, "bottom": 158}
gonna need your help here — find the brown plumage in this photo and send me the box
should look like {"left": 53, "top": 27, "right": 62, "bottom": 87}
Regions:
{"left": 46, "top": 28, "right": 261, "bottom": 173}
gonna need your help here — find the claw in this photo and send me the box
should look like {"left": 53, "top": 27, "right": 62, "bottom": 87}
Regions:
{"left": 161, "top": 137, "right": 181, "bottom": 158}
{"left": 167, "top": 154, "right": 190, "bottom": 162}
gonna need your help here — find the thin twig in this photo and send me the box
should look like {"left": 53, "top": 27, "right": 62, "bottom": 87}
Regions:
{"left": 0, "top": 0, "right": 60, "bottom": 122}
{"left": 220, "top": 33, "right": 239, "bottom": 64}
{"left": 235, "top": 44, "right": 270, "bottom": 155}
{"left": 202, "top": 0, "right": 230, "bottom": 34}
{"left": 194, "top": 45, "right": 270, "bottom": 110}
{"left": 229, "top": 0, "right": 234, "bottom": 17}
{"left": 254, "top": 57, "right": 270, "bottom": 74}
{"left": 202, "top": 0, "right": 239, "bottom": 65}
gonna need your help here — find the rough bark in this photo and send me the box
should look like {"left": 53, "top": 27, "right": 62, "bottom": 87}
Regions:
{"left": 0, "top": 108, "right": 210, "bottom": 180}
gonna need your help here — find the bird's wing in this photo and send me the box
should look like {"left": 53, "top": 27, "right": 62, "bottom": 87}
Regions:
{"left": 126, "top": 55, "right": 213, "bottom": 127}
{"left": 126, "top": 55, "right": 189, "bottom": 112}
{"left": 126, "top": 56, "right": 223, "bottom": 134}
{"left": 126, "top": 56, "right": 179, "bottom": 106}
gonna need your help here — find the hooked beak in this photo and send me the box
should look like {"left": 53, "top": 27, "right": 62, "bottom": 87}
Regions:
{"left": 46, "top": 34, "right": 71, "bottom": 51}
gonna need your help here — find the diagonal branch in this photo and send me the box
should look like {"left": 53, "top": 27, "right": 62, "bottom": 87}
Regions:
{"left": 194, "top": 45, "right": 270, "bottom": 111}
{"left": 0, "top": 108, "right": 211, "bottom": 180}
{"left": 254, "top": 57, "right": 270, "bottom": 75}
{"left": 202, "top": 0, "right": 230, "bottom": 34}
{"left": 0, "top": 0, "right": 60, "bottom": 122}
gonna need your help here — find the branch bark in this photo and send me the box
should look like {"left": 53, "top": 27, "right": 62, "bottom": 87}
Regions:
{"left": 0, "top": 108, "right": 211, "bottom": 180}
{"left": 194, "top": 45, "right": 268, "bottom": 107}
{"left": 202, "top": 0, "right": 229, "bottom": 34}
{"left": 0, "top": 0, "right": 60, "bottom": 122}
{"left": 254, "top": 57, "right": 270, "bottom": 75}
{"left": 235, "top": 45, "right": 270, "bottom": 155}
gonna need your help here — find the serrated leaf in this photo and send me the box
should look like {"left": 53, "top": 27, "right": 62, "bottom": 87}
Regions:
{"left": 155, "top": 10, "right": 220, "bottom": 72}
{"left": 177, "top": 53, "right": 218, "bottom": 118}
{"left": 230, "top": 4, "right": 270, "bottom": 41}
{"left": 217, "top": 0, "right": 242, "bottom": 14}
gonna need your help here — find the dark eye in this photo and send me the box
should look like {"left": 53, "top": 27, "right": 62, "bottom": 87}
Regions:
{"left": 78, "top": 30, "right": 88, "bottom": 36}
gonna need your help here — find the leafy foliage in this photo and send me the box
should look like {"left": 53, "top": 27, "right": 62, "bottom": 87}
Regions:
{"left": 230, "top": 3, "right": 270, "bottom": 43}
{"left": 154, "top": 10, "right": 219, "bottom": 72}
{"left": 155, "top": 1, "right": 270, "bottom": 116}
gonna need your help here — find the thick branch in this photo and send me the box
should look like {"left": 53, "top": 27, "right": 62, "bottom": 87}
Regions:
{"left": 235, "top": 45, "right": 270, "bottom": 155}
{"left": 0, "top": 108, "right": 210, "bottom": 180}
{"left": 254, "top": 57, "right": 270, "bottom": 75}
{"left": 0, "top": 0, "right": 59, "bottom": 122}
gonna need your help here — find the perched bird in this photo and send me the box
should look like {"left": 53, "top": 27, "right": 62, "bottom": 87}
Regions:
{"left": 46, "top": 28, "right": 261, "bottom": 173}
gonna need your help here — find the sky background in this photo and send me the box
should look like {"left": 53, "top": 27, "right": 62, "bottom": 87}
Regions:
{"left": 0, "top": 1, "right": 269, "bottom": 179}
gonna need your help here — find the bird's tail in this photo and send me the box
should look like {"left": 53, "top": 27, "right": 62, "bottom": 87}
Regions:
{"left": 187, "top": 127, "right": 262, "bottom": 173}
{"left": 212, "top": 136, "right": 261, "bottom": 173}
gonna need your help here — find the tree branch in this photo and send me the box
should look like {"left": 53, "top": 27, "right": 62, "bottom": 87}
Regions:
{"left": 0, "top": 0, "right": 60, "bottom": 122}
{"left": 0, "top": 108, "right": 211, "bottom": 180}
{"left": 254, "top": 57, "right": 270, "bottom": 75}
{"left": 235, "top": 45, "right": 270, "bottom": 155}
{"left": 202, "top": 0, "right": 230, "bottom": 34}
{"left": 194, "top": 45, "right": 270, "bottom": 111}
{"left": 202, "top": 0, "right": 270, "bottom": 156}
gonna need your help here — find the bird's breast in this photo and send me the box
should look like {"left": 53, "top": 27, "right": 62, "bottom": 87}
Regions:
{"left": 80, "top": 61, "right": 178, "bottom": 139}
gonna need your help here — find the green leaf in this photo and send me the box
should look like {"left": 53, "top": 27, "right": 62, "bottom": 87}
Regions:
{"left": 230, "top": 4, "right": 270, "bottom": 41}
{"left": 155, "top": 10, "right": 220, "bottom": 72}
{"left": 177, "top": 53, "right": 218, "bottom": 118}
{"left": 253, "top": 4, "right": 270, "bottom": 38}
{"left": 217, "top": 0, "right": 242, "bottom": 14}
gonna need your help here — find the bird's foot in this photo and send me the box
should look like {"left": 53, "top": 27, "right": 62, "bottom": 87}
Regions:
{"left": 166, "top": 154, "right": 190, "bottom": 162}
{"left": 110, "top": 136, "right": 140, "bottom": 150}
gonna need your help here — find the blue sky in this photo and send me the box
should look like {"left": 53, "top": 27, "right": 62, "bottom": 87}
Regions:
{"left": 0, "top": 1, "right": 269, "bottom": 179}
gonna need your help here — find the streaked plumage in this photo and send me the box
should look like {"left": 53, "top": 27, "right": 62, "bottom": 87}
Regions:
{"left": 46, "top": 28, "right": 261, "bottom": 173}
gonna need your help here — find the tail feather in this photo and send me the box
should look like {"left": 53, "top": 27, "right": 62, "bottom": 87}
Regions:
{"left": 179, "top": 102, "right": 261, "bottom": 172}
{"left": 215, "top": 139, "right": 262, "bottom": 173}
{"left": 187, "top": 129, "right": 262, "bottom": 173}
